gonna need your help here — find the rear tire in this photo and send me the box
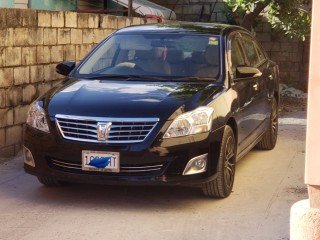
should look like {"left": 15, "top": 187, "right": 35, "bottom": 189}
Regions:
{"left": 202, "top": 125, "right": 236, "bottom": 198}
{"left": 37, "top": 176, "right": 65, "bottom": 187}
{"left": 256, "top": 98, "right": 278, "bottom": 150}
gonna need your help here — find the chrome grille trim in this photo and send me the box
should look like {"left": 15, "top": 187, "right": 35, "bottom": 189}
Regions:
{"left": 51, "top": 159, "right": 80, "bottom": 170}
{"left": 49, "top": 159, "right": 165, "bottom": 174}
{"left": 55, "top": 114, "right": 159, "bottom": 143}
{"left": 121, "top": 165, "right": 163, "bottom": 173}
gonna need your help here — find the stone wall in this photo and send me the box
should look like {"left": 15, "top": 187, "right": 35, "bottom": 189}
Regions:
{"left": 0, "top": 8, "right": 157, "bottom": 158}
{"left": 152, "top": 0, "right": 227, "bottom": 23}
{"left": 255, "top": 22, "right": 309, "bottom": 91}
{"left": 166, "top": 0, "right": 227, "bottom": 22}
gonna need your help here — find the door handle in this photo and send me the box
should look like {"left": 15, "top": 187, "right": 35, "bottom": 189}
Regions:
{"left": 253, "top": 83, "right": 259, "bottom": 91}
{"left": 268, "top": 75, "right": 273, "bottom": 80}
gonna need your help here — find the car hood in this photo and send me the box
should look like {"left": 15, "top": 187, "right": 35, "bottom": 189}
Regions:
{"left": 47, "top": 79, "right": 223, "bottom": 120}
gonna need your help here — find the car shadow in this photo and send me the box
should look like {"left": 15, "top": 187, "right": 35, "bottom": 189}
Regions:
{"left": 1, "top": 155, "right": 239, "bottom": 212}
{"left": 26, "top": 181, "right": 220, "bottom": 211}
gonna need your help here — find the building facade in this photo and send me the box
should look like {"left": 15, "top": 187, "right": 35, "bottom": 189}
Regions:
{"left": 0, "top": 0, "right": 122, "bottom": 12}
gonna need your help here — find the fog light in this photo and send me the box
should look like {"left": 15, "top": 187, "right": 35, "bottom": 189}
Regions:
{"left": 183, "top": 154, "right": 208, "bottom": 176}
{"left": 23, "top": 146, "right": 35, "bottom": 167}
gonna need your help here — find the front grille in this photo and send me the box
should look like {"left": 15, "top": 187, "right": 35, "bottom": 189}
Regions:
{"left": 49, "top": 158, "right": 166, "bottom": 176}
{"left": 55, "top": 114, "right": 159, "bottom": 143}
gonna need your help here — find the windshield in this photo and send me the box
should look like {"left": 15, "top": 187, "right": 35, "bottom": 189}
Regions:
{"left": 76, "top": 33, "right": 221, "bottom": 81}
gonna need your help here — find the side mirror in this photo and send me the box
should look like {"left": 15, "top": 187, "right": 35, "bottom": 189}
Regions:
{"left": 236, "top": 66, "right": 262, "bottom": 79}
{"left": 56, "top": 61, "right": 76, "bottom": 76}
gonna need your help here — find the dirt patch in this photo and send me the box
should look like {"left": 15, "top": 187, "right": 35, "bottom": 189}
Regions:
{"left": 286, "top": 187, "right": 308, "bottom": 195}
{"left": 280, "top": 96, "right": 307, "bottom": 113}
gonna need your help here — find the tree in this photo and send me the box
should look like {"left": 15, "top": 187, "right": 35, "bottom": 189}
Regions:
{"left": 224, "top": 0, "right": 311, "bottom": 41}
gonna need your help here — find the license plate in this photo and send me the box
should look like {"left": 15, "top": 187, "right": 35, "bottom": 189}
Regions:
{"left": 82, "top": 150, "right": 120, "bottom": 173}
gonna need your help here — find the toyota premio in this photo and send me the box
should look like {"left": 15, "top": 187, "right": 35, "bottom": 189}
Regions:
{"left": 24, "top": 22, "right": 279, "bottom": 198}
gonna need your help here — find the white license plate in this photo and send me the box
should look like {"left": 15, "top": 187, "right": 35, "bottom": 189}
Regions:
{"left": 82, "top": 150, "right": 120, "bottom": 173}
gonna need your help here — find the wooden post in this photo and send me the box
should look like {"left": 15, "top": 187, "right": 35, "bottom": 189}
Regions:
{"left": 128, "top": 0, "right": 133, "bottom": 17}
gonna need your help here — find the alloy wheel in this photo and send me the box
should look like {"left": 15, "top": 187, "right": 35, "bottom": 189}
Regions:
{"left": 224, "top": 135, "right": 236, "bottom": 189}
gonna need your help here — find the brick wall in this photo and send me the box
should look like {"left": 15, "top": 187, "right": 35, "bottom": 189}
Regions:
{"left": 0, "top": 8, "right": 157, "bottom": 158}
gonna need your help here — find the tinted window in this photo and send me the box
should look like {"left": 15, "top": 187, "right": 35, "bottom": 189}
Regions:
{"left": 255, "top": 42, "right": 267, "bottom": 62}
{"left": 241, "top": 36, "right": 260, "bottom": 67}
{"left": 77, "top": 33, "right": 221, "bottom": 80}
{"left": 229, "top": 38, "right": 246, "bottom": 79}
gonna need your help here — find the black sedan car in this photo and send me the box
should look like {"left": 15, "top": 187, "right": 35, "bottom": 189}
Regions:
{"left": 24, "top": 22, "right": 279, "bottom": 198}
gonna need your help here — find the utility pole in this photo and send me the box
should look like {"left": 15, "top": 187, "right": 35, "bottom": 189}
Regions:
{"left": 128, "top": 0, "right": 133, "bottom": 17}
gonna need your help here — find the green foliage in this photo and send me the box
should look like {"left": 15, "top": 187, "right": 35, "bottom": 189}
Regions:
{"left": 267, "top": 1, "right": 311, "bottom": 41}
{"left": 221, "top": 4, "right": 238, "bottom": 25}
{"left": 224, "top": 0, "right": 311, "bottom": 41}
{"left": 226, "top": 0, "right": 270, "bottom": 12}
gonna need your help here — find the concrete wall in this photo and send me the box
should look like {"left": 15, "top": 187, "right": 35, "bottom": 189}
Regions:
{"left": 0, "top": 8, "right": 157, "bottom": 158}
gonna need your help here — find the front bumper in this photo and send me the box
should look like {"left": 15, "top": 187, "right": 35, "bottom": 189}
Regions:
{"left": 23, "top": 125, "right": 224, "bottom": 186}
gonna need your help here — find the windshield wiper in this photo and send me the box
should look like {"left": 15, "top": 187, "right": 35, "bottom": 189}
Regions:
{"left": 172, "top": 77, "right": 216, "bottom": 82}
{"left": 85, "top": 75, "right": 138, "bottom": 80}
{"left": 84, "top": 75, "right": 169, "bottom": 81}
{"left": 83, "top": 75, "right": 216, "bottom": 82}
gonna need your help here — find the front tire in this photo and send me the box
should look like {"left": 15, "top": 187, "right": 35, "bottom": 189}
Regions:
{"left": 37, "top": 176, "right": 65, "bottom": 187}
{"left": 202, "top": 125, "right": 236, "bottom": 198}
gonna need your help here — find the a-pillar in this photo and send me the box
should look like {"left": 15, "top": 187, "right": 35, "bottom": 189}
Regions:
{"left": 290, "top": 1, "right": 320, "bottom": 239}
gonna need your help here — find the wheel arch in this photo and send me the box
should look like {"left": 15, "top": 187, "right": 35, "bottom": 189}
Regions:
{"left": 208, "top": 117, "right": 238, "bottom": 176}
{"left": 226, "top": 117, "right": 238, "bottom": 146}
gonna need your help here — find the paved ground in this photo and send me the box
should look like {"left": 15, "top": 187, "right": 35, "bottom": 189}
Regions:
{"left": 0, "top": 111, "right": 307, "bottom": 240}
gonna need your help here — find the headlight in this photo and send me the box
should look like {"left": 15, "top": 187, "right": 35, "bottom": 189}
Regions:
{"left": 164, "top": 107, "right": 214, "bottom": 138}
{"left": 26, "top": 101, "right": 49, "bottom": 133}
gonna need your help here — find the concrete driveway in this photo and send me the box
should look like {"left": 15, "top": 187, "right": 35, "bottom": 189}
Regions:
{"left": 0, "top": 111, "right": 307, "bottom": 240}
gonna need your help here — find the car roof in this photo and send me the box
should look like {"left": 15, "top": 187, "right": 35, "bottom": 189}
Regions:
{"left": 116, "top": 21, "right": 247, "bottom": 36}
